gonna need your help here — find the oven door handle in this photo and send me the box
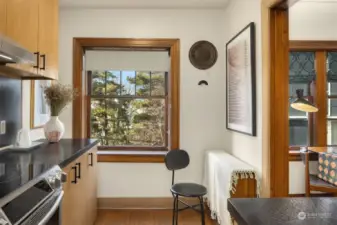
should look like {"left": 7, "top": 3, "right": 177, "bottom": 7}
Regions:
{"left": 38, "top": 191, "right": 64, "bottom": 225}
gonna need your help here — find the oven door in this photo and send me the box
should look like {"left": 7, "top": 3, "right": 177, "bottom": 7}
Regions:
{"left": 20, "top": 190, "right": 64, "bottom": 225}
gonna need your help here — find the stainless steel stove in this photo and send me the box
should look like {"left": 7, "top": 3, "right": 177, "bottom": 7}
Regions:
{"left": 0, "top": 165, "right": 65, "bottom": 225}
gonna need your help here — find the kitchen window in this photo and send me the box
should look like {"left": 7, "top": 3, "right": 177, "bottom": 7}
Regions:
{"left": 81, "top": 45, "right": 179, "bottom": 154}
{"left": 88, "top": 70, "right": 169, "bottom": 150}
{"left": 73, "top": 38, "right": 180, "bottom": 162}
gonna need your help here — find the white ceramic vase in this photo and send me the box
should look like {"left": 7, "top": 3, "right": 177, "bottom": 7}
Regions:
{"left": 44, "top": 116, "right": 65, "bottom": 142}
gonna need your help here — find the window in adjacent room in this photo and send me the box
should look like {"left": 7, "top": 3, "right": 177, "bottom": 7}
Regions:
{"left": 327, "top": 52, "right": 337, "bottom": 145}
{"left": 288, "top": 51, "right": 315, "bottom": 147}
{"left": 85, "top": 50, "right": 170, "bottom": 150}
{"left": 288, "top": 45, "right": 337, "bottom": 151}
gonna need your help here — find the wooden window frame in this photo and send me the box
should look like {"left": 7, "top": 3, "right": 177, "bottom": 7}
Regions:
{"left": 288, "top": 41, "right": 337, "bottom": 161}
{"left": 73, "top": 38, "right": 180, "bottom": 162}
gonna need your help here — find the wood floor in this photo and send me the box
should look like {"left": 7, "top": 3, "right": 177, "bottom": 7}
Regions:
{"left": 95, "top": 209, "right": 218, "bottom": 225}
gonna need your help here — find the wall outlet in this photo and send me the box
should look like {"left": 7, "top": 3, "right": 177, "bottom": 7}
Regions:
{"left": 0, "top": 121, "right": 6, "bottom": 135}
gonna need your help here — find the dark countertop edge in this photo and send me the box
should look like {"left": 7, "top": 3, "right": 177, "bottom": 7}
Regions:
{"left": 59, "top": 139, "right": 99, "bottom": 168}
{"left": 227, "top": 199, "right": 249, "bottom": 225}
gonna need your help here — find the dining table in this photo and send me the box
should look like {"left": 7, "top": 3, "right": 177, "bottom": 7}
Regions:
{"left": 307, "top": 146, "right": 337, "bottom": 154}
{"left": 227, "top": 147, "right": 337, "bottom": 225}
{"left": 228, "top": 197, "right": 337, "bottom": 225}
{"left": 297, "top": 146, "right": 337, "bottom": 161}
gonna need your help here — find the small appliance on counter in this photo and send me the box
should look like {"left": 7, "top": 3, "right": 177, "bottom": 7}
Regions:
{"left": 10, "top": 129, "right": 43, "bottom": 151}
{"left": 15, "top": 128, "right": 31, "bottom": 148}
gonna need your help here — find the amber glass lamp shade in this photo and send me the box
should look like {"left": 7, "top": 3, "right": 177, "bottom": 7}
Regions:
{"left": 290, "top": 89, "right": 318, "bottom": 113}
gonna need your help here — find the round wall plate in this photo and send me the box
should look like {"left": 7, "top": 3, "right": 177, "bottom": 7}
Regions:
{"left": 189, "top": 41, "right": 218, "bottom": 70}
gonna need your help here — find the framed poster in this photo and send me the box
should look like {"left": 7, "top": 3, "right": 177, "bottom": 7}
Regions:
{"left": 226, "top": 22, "right": 256, "bottom": 136}
{"left": 30, "top": 80, "right": 51, "bottom": 129}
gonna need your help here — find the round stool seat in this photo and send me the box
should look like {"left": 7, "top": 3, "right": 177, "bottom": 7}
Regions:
{"left": 171, "top": 183, "right": 207, "bottom": 197}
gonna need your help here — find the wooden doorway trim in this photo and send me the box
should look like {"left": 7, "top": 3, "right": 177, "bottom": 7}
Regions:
{"left": 72, "top": 38, "right": 180, "bottom": 150}
{"left": 261, "top": 0, "right": 300, "bottom": 197}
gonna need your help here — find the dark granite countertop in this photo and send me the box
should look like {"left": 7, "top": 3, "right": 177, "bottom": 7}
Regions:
{"left": 0, "top": 139, "right": 98, "bottom": 199}
{"left": 228, "top": 198, "right": 337, "bottom": 225}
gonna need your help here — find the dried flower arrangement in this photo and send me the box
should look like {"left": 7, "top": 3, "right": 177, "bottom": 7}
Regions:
{"left": 44, "top": 83, "right": 78, "bottom": 116}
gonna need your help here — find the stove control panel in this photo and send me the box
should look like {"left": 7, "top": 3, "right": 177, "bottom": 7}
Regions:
{"left": 46, "top": 168, "right": 66, "bottom": 189}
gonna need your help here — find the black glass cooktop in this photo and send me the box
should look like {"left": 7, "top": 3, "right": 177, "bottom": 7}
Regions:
{"left": 0, "top": 139, "right": 98, "bottom": 199}
{"left": 0, "top": 156, "right": 55, "bottom": 199}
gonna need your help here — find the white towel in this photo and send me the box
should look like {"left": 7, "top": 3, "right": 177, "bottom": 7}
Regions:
{"left": 202, "top": 150, "right": 260, "bottom": 225}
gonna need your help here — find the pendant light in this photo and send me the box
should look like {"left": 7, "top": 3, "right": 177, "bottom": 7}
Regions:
{"left": 290, "top": 89, "right": 318, "bottom": 113}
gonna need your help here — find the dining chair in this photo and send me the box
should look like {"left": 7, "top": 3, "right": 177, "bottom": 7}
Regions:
{"left": 165, "top": 149, "right": 207, "bottom": 225}
{"left": 303, "top": 151, "right": 337, "bottom": 197}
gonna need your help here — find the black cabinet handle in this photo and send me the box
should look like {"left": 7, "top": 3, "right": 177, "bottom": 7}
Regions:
{"left": 89, "top": 153, "right": 93, "bottom": 166}
{"left": 40, "top": 54, "right": 46, "bottom": 70}
{"left": 33, "top": 52, "right": 40, "bottom": 69}
{"left": 71, "top": 166, "right": 77, "bottom": 184}
{"left": 76, "top": 163, "right": 81, "bottom": 179}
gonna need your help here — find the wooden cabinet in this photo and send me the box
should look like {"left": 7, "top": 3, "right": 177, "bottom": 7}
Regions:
{"left": 0, "top": 0, "right": 6, "bottom": 34}
{"left": 61, "top": 161, "right": 80, "bottom": 225}
{"left": 86, "top": 148, "right": 98, "bottom": 224}
{"left": 6, "top": 0, "right": 39, "bottom": 53}
{"left": 38, "top": 0, "right": 58, "bottom": 80}
{"left": 62, "top": 146, "right": 98, "bottom": 225}
{"left": 4, "top": 0, "right": 58, "bottom": 79}
{"left": 6, "top": 0, "right": 39, "bottom": 74}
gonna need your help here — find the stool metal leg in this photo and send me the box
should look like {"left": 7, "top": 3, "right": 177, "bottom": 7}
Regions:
{"left": 199, "top": 197, "right": 205, "bottom": 225}
{"left": 172, "top": 195, "right": 177, "bottom": 225}
{"left": 175, "top": 195, "right": 179, "bottom": 225}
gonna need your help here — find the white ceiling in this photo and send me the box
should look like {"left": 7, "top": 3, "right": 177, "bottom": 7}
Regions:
{"left": 59, "top": 0, "right": 230, "bottom": 9}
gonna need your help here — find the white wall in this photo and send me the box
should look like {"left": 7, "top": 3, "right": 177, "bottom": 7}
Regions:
{"left": 289, "top": 1, "right": 337, "bottom": 194}
{"left": 222, "top": 0, "right": 263, "bottom": 175}
{"left": 290, "top": 1, "right": 337, "bottom": 40}
{"left": 59, "top": 9, "right": 227, "bottom": 197}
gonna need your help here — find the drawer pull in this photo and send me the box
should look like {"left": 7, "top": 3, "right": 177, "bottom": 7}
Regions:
{"left": 40, "top": 54, "right": 46, "bottom": 70}
{"left": 33, "top": 52, "right": 40, "bottom": 69}
{"left": 89, "top": 153, "right": 94, "bottom": 166}
{"left": 71, "top": 166, "right": 77, "bottom": 184}
{"left": 76, "top": 162, "right": 81, "bottom": 179}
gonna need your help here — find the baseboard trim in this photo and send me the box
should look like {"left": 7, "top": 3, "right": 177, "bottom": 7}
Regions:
{"left": 98, "top": 197, "right": 200, "bottom": 210}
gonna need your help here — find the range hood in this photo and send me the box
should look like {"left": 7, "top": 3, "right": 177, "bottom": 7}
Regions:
{"left": 0, "top": 34, "right": 52, "bottom": 80}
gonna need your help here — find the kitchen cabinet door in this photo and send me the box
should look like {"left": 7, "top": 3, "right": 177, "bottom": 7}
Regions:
{"left": 76, "top": 154, "right": 90, "bottom": 225}
{"left": 6, "top": 0, "right": 38, "bottom": 52}
{"left": 38, "top": 0, "right": 58, "bottom": 80}
{"left": 86, "top": 148, "right": 98, "bottom": 225}
{"left": 61, "top": 147, "right": 98, "bottom": 225}
{"left": 61, "top": 162, "right": 79, "bottom": 225}
{"left": 0, "top": 0, "right": 6, "bottom": 35}
{"left": 6, "top": 0, "right": 39, "bottom": 73}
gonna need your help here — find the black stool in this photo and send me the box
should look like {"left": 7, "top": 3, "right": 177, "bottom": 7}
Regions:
{"left": 165, "top": 149, "right": 207, "bottom": 225}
